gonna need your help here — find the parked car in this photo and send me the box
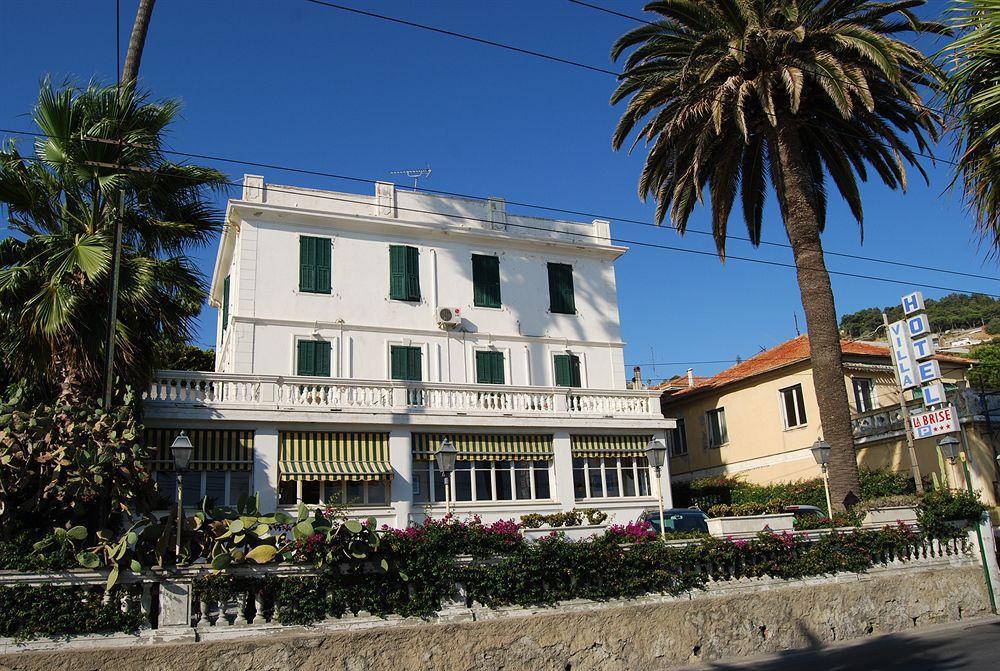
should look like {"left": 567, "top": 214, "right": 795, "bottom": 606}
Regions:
{"left": 638, "top": 508, "right": 709, "bottom": 534}
{"left": 782, "top": 505, "right": 826, "bottom": 519}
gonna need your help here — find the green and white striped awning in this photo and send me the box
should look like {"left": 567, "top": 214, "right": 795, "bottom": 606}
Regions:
{"left": 279, "top": 431, "right": 392, "bottom": 482}
{"left": 571, "top": 434, "right": 652, "bottom": 458}
{"left": 412, "top": 433, "right": 553, "bottom": 461}
{"left": 145, "top": 428, "right": 254, "bottom": 471}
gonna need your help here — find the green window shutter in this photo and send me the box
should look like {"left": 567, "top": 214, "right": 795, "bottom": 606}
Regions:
{"left": 389, "top": 245, "right": 406, "bottom": 300}
{"left": 391, "top": 346, "right": 422, "bottom": 381}
{"left": 554, "top": 354, "right": 581, "bottom": 387}
{"left": 297, "top": 341, "right": 331, "bottom": 377}
{"left": 472, "top": 255, "right": 501, "bottom": 308}
{"left": 476, "top": 350, "right": 504, "bottom": 384}
{"left": 221, "top": 275, "right": 230, "bottom": 331}
{"left": 315, "top": 238, "right": 331, "bottom": 294}
{"left": 547, "top": 263, "right": 575, "bottom": 314}
{"left": 300, "top": 237, "right": 331, "bottom": 294}
{"left": 404, "top": 246, "right": 420, "bottom": 301}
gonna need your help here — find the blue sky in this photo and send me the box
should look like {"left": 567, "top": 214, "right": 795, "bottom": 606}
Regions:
{"left": 2, "top": 0, "right": 996, "bottom": 383}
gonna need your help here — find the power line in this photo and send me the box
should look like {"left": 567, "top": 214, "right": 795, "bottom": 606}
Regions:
{"left": 4, "top": 146, "right": 998, "bottom": 298}
{"left": 3, "top": 126, "right": 996, "bottom": 285}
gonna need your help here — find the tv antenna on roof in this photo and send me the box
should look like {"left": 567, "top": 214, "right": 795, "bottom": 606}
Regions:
{"left": 390, "top": 165, "right": 432, "bottom": 190}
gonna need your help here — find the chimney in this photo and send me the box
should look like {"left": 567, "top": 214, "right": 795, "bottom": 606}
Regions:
{"left": 687, "top": 368, "right": 695, "bottom": 388}
{"left": 632, "top": 366, "right": 643, "bottom": 389}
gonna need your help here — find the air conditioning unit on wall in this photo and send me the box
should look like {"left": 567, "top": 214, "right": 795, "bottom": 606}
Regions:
{"left": 437, "top": 306, "right": 462, "bottom": 328}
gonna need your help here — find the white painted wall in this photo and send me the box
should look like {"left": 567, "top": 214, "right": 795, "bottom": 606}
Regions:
{"left": 214, "top": 180, "right": 630, "bottom": 389}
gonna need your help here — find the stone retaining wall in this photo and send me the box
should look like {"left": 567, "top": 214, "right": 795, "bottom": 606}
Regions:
{"left": 0, "top": 563, "right": 989, "bottom": 671}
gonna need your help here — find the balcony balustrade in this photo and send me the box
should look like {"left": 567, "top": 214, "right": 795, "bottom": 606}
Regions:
{"left": 144, "top": 371, "right": 662, "bottom": 418}
{"left": 851, "top": 389, "right": 1000, "bottom": 444}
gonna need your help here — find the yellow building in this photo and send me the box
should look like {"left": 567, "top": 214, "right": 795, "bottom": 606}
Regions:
{"left": 658, "top": 335, "right": 1000, "bottom": 506}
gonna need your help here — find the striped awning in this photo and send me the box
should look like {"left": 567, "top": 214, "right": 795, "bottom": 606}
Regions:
{"left": 571, "top": 434, "right": 652, "bottom": 458}
{"left": 279, "top": 431, "right": 392, "bottom": 482}
{"left": 412, "top": 433, "right": 553, "bottom": 461}
{"left": 145, "top": 428, "right": 254, "bottom": 471}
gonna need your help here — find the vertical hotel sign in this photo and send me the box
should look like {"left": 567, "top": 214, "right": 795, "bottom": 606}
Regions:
{"left": 887, "top": 291, "right": 955, "bottom": 438}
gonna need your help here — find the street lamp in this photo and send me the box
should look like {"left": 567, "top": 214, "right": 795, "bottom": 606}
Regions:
{"left": 645, "top": 438, "right": 668, "bottom": 539}
{"left": 170, "top": 431, "right": 195, "bottom": 563}
{"left": 810, "top": 439, "right": 833, "bottom": 517}
{"left": 937, "top": 435, "right": 961, "bottom": 491}
{"left": 435, "top": 439, "right": 457, "bottom": 515}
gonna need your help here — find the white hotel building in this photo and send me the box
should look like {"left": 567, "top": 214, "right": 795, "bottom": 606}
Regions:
{"left": 143, "top": 177, "right": 674, "bottom": 527}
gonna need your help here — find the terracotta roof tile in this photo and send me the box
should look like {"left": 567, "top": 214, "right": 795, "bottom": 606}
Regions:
{"left": 660, "top": 334, "right": 970, "bottom": 403}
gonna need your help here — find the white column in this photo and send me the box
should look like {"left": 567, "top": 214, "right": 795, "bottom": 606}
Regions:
{"left": 253, "top": 426, "right": 279, "bottom": 512}
{"left": 389, "top": 430, "right": 413, "bottom": 528}
{"left": 552, "top": 432, "right": 575, "bottom": 512}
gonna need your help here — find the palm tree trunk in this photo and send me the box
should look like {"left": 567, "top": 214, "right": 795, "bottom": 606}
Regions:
{"left": 771, "top": 118, "right": 862, "bottom": 511}
{"left": 121, "top": 0, "right": 157, "bottom": 85}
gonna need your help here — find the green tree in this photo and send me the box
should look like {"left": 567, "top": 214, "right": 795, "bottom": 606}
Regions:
{"left": 610, "top": 0, "right": 945, "bottom": 509}
{"left": 153, "top": 338, "right": 215, "bottom": 372}
{"left": 967, "top": 342, "right": 1000, "bottom": 389}
{"left": 942, "top": 0, "right": 1000, "bottom": 253}
{"left": 0, "top": 81, "right": 226, "bottom": 399}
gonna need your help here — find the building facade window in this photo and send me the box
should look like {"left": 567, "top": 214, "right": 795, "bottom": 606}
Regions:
{"left": 154, "top": 471, "right": 251, "bottom": 509}
{"left": 297, "top": 340, "right": 332, "bottom": 377}
{"left": 668, "top": 418, "right": 688, "bottom": 457}
{"left": 475, "top": 350, "right": 505, "bottom": 384}
{"left": 298, "top": 236, "right": 332, "bottom": 294}
{"left": 706, "top": 408, "right": 728, "bottom": 448}
{"left": 221, "top": 275, "right": 230, "bottom": 331}
{"left": 472, "top": 254, "right": 502, "bottom": 308}
{"left": 780, "top": 384, "right": 808, "bottom": 428}
{"left": 390, "top": 345, "right": 422, "bottom": 381}
{"left": 413, "top": 460, "right": 552, "bottom": 503}
{"left": 278, "top": 479, "right": 388, "bottom": 506}
{"left": 853, "top": 377, "right": 876, "bottom": 413}
{"left": 389, "top": 245, "right": 420, "bottom": 301}
{"left": 572, "top": 457, "right": 651, "bottom": 499}
{"left": 547, "top": 262, "right": 576, "bottom": 314}
{"left": 554, "top": 353, "right": 582, "bottom": 387}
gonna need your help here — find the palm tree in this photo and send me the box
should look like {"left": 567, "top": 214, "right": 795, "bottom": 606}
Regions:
{"left": 941, "top": 0, "right": 1000, "bottom": 253}
{"left": 0, "top": 81, "right": 226, "bottom": 399}
{"left": 610, "top": 0, "right": 946, "bottom": 509}
{"left": 122, "top": 0, "right": 158, "bottom": 85}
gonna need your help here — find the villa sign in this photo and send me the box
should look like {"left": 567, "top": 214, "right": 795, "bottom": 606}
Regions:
{"left": 887, "top": 291, "right": 946, "bottom": 408}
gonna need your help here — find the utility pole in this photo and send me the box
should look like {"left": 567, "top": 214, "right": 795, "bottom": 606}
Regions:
{"left": 882, "top": 311, "right": 925, "bottom": 494}
{"left": 103, "top": 0, "right": 158, "bottom": 408}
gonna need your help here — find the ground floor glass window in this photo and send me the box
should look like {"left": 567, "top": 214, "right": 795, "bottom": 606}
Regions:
{"left": 154, "top": 471, "right": 251, "bottom": 508}
{"left": 572, "top": 457, "right": 650, "bottom": 500}
{"left": 413, "top": 459, "right": 551, "bottom": 503}
{"left": 278, "top": 479, "right": 388, "bottom": 506}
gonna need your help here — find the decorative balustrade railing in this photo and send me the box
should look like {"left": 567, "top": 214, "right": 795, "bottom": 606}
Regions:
{"left": 0, "top": 530, "right": 974, "bottom": 640}
{"left": 144, "top": 371, "right": 661, "bottom": 418}
{"left": 851, "top": 389, "right": 1000, "bottom": 442}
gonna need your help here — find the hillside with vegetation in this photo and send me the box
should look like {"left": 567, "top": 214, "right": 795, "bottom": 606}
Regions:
{"left": 839, "top": 293, "right": 1000, "bottom": 338}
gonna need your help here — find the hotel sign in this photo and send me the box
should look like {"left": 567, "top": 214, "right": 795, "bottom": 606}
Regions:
{"left": 887, "top": 292, "right": 945, "bottom": 408}
{"left": 909, "top": 405, "right": 958, "bottom": 438}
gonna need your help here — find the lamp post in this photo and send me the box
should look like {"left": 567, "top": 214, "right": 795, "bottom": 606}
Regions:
{"left": 435, "top": 439, "right": 457, "bottom": 516}
{"left": 810, "top": 439, "right": 833, "bottom": 517}
{"left": 645, "top": 438, "right": 668, "bottom": 539}
{"left": 170, "top": 431, "right": 194, "bottom": 563}
{"left": 937, "top": 435, "right": 961, "bottom": 490}
{"left": 937, "top": 434, "right": 997, "bottom": 614}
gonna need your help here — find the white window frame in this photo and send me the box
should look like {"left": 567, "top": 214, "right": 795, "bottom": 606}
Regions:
{"left": 572, "top": 456, "right": 652, "bottom": 500}
{"left": 471, "top": 346, "right": 511, "bottom": 386}
{"left": 385, "top": 339, "right": 429, "bottom": 382}
{"left": 706, "top": 408, "right": 728, "bottom": 448}
{"left": 154, "top": 470, "right": 251, "bottom": 508}
{"left": 280, "top": 479, "right": 390, "bottom": 507}
{"left": 413, "top": 459, "right": 553, "bottom": 503}
{"left": 779, "top": 384, "right": 808, "bottom": 429}
{"left": 290, "top": 334, "right": 338, "bottom": 377}
{"left": 548, "top": 348, "right": 588, "bottom": 388}
{"left": 852, "top": 377, "right": 878, "bottom": 413}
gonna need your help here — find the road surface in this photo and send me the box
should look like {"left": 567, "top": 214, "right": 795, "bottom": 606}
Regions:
{"left": 677, "top": 617, "right": 1000, "bottom": 671}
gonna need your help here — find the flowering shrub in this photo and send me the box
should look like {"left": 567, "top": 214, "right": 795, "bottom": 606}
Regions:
{"left": 519, "top": 508, "right": 608, "bottom": 528}
{"left": 602, "top": 520, "right": 658, "bottom": 542}
{"left": 918, "top": 490, "right": 987, "bottom": 538}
